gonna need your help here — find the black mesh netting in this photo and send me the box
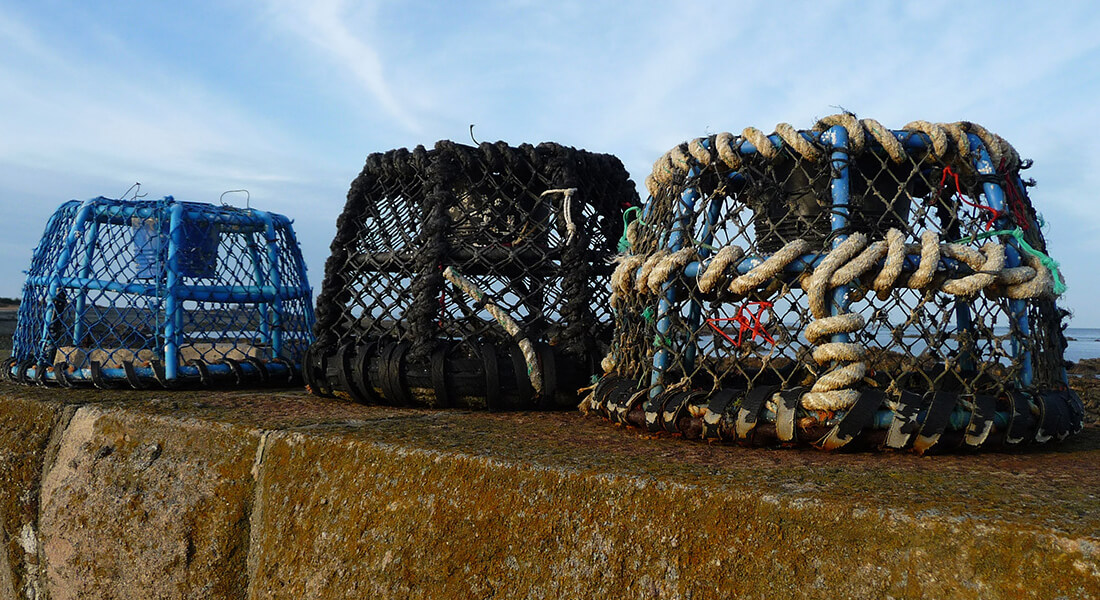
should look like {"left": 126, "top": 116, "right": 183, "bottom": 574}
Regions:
{"left": 591, "top": 116, "right": 1082, "bottom": 453}
{"left": 307, "top": 140, "right": 639, "bottom": 409}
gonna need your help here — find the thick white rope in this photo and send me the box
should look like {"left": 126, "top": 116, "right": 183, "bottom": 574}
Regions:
{"left": 613, "top": 229, "right": 1054, "bottom": 303}
{"left": 647, "top": 115, "right": 1022, "bottom": 183}
{"left": 613, "top": 227, "right": 1056, "bottom": 411}
{"left": 442, "top": 266, "right": 542, "bottom": 396}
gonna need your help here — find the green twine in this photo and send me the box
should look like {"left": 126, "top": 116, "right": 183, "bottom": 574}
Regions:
{"left": 641, "top": 307, "right": 670, "bottom": 348}
{"left": 616, "top": 205, "right": 717, "bottom": 254}
{"left": 955, "top": 227, "right": 1066, "bottom": 295}
{"left": 618, "top": 206, "right": 642, "bottom": 252}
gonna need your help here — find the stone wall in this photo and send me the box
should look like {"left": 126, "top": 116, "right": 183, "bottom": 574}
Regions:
{"left": 0, "top": 383, "right": 1098, "bottom": 599}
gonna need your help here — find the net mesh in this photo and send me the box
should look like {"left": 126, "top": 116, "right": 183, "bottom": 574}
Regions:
{"left": 592, "top": 117, "right": 1082, "bottom": 452}
{"left": 5, "top": 197, "right": 314, "bottom": 388}
{"left": 308, "top": 140, "right": 639, "bottom": 409}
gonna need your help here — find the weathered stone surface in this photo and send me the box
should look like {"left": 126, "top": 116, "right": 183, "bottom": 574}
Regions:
{"left": 0, "top": 395, "right": 63, "bottom": 600}
{"left": 0, "top": 383, "right": 1097, "bottom": 599}
{"left": 38, "top": 405, "right": 262, "bottom": 600}
{"left": 248, "top": 413, "right": 1100, "bottom": 600}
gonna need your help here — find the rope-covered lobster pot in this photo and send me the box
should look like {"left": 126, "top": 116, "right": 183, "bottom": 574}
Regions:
{"left": 590, "top": 115, "right": 1081, "bottom": 453}
{"left": 306, "top": 141, "right": 639, "bottom": 409}
{"left": 5, "top": 196, "right": 314, "bottom": 388}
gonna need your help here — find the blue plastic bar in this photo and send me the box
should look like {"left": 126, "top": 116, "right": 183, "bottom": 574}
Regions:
{"left": 28, "top": 360, "right": 295, "bottom": 386}
{"left": 71, "top": 217, "right": 100, "bottom": 346}
{"left": 163, "top": 202, "right": 185, "bottom": 379}
{"left": 650, "top": 167, "right": 701, "bottom": 397}
{"left": 89, "top": 201, "right": 275, "bottom": 231}
{"left": 22, "top": 277, "right": 307, "bottom": 303}
{"left": 821, "top": 125, "right": 852, "bottom": 341}
{"left": 38, "top": 198, "right": 98, "bottom": 361}
{"left": 246, "top": 232, "right": 272, "bottom": 346}
{"left": 286, "top": 224, "right": 316, "bottom": 349}
{"left": 966, "top": 133, "right": 1033, "bottom": 387}
{"left": 259, "top": 210, "right": 285, "bottom": 356}
{"left": 683, "top": 141, "right": 722, "bottom": 368}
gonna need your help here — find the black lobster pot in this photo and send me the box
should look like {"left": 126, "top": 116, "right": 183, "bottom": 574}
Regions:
{"left": 307, "top": 141, "right": 639, "bottom": 409}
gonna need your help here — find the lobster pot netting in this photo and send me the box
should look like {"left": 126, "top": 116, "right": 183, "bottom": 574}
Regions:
{"left": 307, "top": 141, "right": 639, "bottom": 409}
{"left": 592, "top": 115, "right": 1081, "bottom": 453}
{"left": 5, "top": 197, "right": 314, "bottom": 388}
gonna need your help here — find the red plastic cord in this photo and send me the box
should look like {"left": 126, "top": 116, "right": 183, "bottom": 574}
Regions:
{"left": 706, "top": 301, "right": 776, "bottom": 348}
{"left": 940, "top": 166, "right": 1001, "bottom": 231}
{"left": 998, "top": 158, "right": 1031, "bottom": 231}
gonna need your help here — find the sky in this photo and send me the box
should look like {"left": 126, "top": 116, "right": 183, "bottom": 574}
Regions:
{"left": 1, "top": 0, "right": 1098, "bottom": 323}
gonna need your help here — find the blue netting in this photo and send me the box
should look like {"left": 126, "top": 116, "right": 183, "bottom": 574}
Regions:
{"left": 5, "top": 196, "right": 314, "bottom": 388}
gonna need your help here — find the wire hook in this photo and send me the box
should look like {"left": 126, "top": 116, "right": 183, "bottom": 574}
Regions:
{"left": 220, "top": 189, "right": 250, "bottom": 209}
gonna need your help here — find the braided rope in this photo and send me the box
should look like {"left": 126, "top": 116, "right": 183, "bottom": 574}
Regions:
{"left": 647, "top": 248, "right": 698, "bottom": 295}
{"left": 728, "top": 239, "right": 811, "bottom": 297}
{"left": 646, "top": 115, "right": 1022, "bottom": 180}
{"left": 610, "top": 254, "right": 645, "bottom": 308}
{"left": 814, "top": 113, "right": 866, "bottom": 153}
{"left": 859, "top": 118, "right": 907, "bottom": 163}
{"left": 688, "top": 137, "right": 714, "bottom": 167}
{"left": 906, "top": 230, "right": 940, "bottom": 289}
{"left": 806, "top": 233, "right": 868, "bottom": 319}
{"left": 628, "top": 117, "right": 1043, "bottom": 414}
{"left": 802, "top": 313, "right": 866, "bottom": 410}
{"left": 442, "top": 266, "right": 543, "bottom": 395}
{"left": 635, "top": 250, "right": 670, "bottom": 293}
{"left": 872, "top": 228, "right": 906, "bottom": 300}
{"left": 714, "top": 132, "right": 742, "bottom": 171}
{"left": 616, "top": 229, "right": 1056, "bottom": 303}
{"left": 615, "top": 226, "right": 1058, "bottom": 411}
{"left": 775, "top": 122, "right": 823, "bottom": 161}
{"left": 697, "top": 245, "right": 744, "bottom": 294}
{"left": 742, "top": 127, "right": 779, "bottom": 160}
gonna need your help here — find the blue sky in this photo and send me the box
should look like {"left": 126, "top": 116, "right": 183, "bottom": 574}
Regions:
{"left": 1, "top": 0, "right": 1099, "bottom": 323}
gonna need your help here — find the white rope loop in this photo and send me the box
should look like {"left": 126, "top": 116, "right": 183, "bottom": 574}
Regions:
{"left": 541, "top": 188, "right": 578, "bottom": 245}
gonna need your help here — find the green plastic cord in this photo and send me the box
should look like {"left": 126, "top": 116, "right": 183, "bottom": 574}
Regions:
{"left": 618, "top": 206, "right": 642, "bottom": 252}
{"left": 956, "top": 227, "right": 1066, "bottom": 295}
{"left": 617, "top": 205, "right": 716, "bottom": 253}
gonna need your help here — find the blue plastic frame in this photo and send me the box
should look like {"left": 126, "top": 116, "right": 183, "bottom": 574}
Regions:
{"left": 8, "top": 196, "right": 314, "bottom": 386}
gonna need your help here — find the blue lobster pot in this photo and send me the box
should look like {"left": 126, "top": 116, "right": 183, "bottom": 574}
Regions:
{"left": 5, "top": 196, "right": 315, "bottom": 389}
{"left": 133, "top": 217, "right": 219, "bottom": 279}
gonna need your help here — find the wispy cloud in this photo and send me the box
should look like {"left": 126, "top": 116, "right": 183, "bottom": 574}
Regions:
{"left": 0, "top": 11, "right": 315, "bottom": 193}
{"left": 260, "top": 0, "right": 422, "bottom": 134}
{"left": 0, "top": 8, "right": 341, "bottom": 296}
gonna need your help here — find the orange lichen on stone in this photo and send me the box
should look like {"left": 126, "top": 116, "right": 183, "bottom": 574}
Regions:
{"left": 0, "top": 382, "right": 1097, "bottom": 599}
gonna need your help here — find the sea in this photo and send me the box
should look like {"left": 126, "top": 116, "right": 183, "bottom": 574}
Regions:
{"left": 1064, "top": 328, "right": 1100, "bottom": 363}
